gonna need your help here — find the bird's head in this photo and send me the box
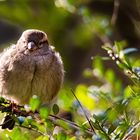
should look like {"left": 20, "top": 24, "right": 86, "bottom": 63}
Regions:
{"left": 17, "top": 29, "right": 49, "bottom": 51}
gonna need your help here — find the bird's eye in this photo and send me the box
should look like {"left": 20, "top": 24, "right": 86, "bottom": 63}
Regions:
{"left": 39, "top": 40, "right": 48, "bottom": 47}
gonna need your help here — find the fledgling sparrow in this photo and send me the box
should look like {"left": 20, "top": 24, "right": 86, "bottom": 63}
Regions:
{"left": 0, "top": 29, "right": 64, "bottom": 105}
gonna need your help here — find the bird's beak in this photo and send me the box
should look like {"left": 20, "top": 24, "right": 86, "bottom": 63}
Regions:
{"left": 27, "top": 42, "right": 38, "bottom": 51}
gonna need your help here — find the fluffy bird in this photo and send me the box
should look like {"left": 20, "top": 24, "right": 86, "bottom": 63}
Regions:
{"left": 0, "top": 29, "right": 64, "bottom": 105}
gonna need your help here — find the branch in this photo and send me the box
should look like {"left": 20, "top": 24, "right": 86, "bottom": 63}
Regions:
{"left": 71, "top": 89, "right": 95, "bottom": 133}
{"left": 49, "top": 114, "right": 94, "bottom": 136}
{"left": 122, "top": 121, "right": 140, "bottom": 140}
{"left": 15, "top": 124, "right": 45, "bottom": 136}
{"left": 111, "top": 0, "right": 120, "bottom": 25}
{"left": 0, "top": 98, "right": 94, "bottom": 136}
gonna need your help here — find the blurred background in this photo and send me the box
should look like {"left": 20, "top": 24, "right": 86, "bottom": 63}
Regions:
{"left": 0, "top": 0, "right": 140, "bottom": 84}
{"left": 0, "top": 1, "right": 140, "bottom": 139}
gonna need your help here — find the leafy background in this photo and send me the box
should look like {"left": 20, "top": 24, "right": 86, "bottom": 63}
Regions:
{"left": 0, "top": 0, "right": 140, "bottom": 139}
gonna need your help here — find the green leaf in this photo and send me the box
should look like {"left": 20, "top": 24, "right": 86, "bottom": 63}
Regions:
{"left": 105, "top": 69, "right": 115, "bottom": 84}
{"left": 76, "top": 84, "right": 95, "bottom": 110}
{"left": 46, "top": 119, "right": 54, "bottom": 129}
{"left": 83, "top": 68, "right": 93, "bottom": 78}
{"left": 39, "top": 107, "right": 49, "bottom": 119}
{"left": 36, "top": 135, "right": 49, "bottom": 140}
{"left": 108, "top": 124, "right": 116, "bottom": 134}
{"left": 11, "top": 127, "right": 21, "bottom": 140}
{"left": 91, "top": 121, "right": 101, "bottom": 130}
{"left": 27, "top": 116, "right": 33, "bottom": 124}
{"left": 52, "top": 104, "right": 59, "bottom": 115}
{"left": 124, "top": 86, "right": 133, "bottom": 98}
{"left": 129, "top": 97, "right": 140, "bottom": 112}
{"left": 93, "top": 113, "right": 107, "bottom": 124}
{"left": 0, "top": 96, "right": 5, "bottom": 103}
{"left": 57, "top": 132, "right": 67, "bottom": 140}
{"left": 30, "top": 124, "right": 38, "bottom": 130}
{"left": 10, "top": 127, "right": 29, "bottom": 140}
{"left": 29, "top": 95, "right": 41, "bottom": 111}
{"left": 93, "top": 114, "right": 102, "bottom": 122}
{"left": 114, "top": 41, "right": 127, "bottom": 53}
{"left": 102, "top": 43, "right": 112, "bottom": 51}
{"left": 92, "top": 56, "right": 105, "bottom": 77}
{"left": 98, "top": 131, "right": 110, "bottom": 140}
{"left": 107, "top": 109, "right": 118, "bottom": 122}
{"left": 116, "top": 61, "right": 130, "bottom": 69}
{"left": 69, "top": 136, "right": 76, "bottom": 140}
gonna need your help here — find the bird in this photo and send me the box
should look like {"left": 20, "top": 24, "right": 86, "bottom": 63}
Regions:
{"left": 0, "top": 29, "right": 64, "bottom": 106}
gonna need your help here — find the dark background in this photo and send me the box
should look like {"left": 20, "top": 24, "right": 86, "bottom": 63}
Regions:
{"left": 0, "top": 0, "right": 140, "bottom": 84}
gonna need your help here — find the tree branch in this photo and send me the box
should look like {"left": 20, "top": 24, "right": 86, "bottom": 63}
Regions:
{"left": 111, "top": 0, "right": 120, "bottom": 25}
{"left": 0, "top": 98, "right": 94, "bottom": 136}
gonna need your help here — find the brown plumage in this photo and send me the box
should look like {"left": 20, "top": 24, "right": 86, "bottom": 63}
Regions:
{"left": 0, "top": 29, "right": 64, "bottom": 105}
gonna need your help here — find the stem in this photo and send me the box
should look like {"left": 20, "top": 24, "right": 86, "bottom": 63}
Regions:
{"left": 71, "top": 89, "right": 95, "bottom": 133}
{"left": 122, "top": 121, "right": 140, "bottom": 140}
{"left": 15, "top": 124, "right": 45, "bottom": 136}
{"left": 0, "top": 100, "right": 94, "bottom": 136}
{"left": 111, "top": 0, "right": 120, "bottom": 25}
{"left": 49, "top": 114, "right": 94, "bottom": 136}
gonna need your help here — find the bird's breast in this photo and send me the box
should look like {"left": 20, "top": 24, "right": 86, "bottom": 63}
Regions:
{"left": 0, "top": 50, "right": 63, "bottom": 105}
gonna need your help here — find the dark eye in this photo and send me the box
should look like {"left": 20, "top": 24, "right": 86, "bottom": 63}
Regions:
{"left": 39, "top": 40, "right": 48, "bottom": 46}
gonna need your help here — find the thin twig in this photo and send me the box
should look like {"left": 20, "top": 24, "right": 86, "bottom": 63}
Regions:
{"left": 122, "top": 121, "right": 140, "bottom": 140}
{"left": 95, "top": 32, "right": 112, "bottom": 45}
{"left": 111, "top": 0, "right": 120, "bottom": 25}
{"left": 49, "top": 114, "right": 94, "bottom": 136}
{"left": 50, "top": 114, "right": 80, "bottom": 128}
{"left": 96, "top": 30, "right": 140, "bottom": 81}
{"left": 71, "top": 89, "right": 95, "bottom": 133}
{"left": 15, "top": 124, "right": 45, "bottom": 136}
{"left": 0, "top": 100, "right": 94, "bottom": 136}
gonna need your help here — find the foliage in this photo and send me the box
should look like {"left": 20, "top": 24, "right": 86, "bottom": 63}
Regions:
{"left": 0, "top": 0, "right": 140, "bottom": 140}
{"left": 0, "top": 41, "right": 140, "bottom": 140}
